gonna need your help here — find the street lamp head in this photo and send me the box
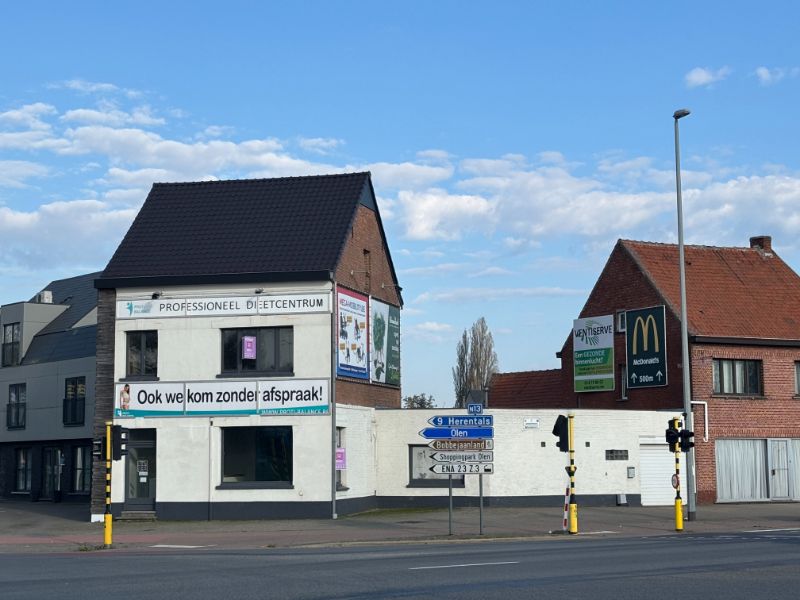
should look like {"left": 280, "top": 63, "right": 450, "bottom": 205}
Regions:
{"left": 674, "top": 108, "right": 691, "bottom": 120}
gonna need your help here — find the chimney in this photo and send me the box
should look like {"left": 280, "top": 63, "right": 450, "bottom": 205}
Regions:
{"left": 750, "top": 236, "right": 772, "bottom": 253}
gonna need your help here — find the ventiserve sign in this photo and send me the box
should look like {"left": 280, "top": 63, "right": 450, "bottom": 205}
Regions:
{"left": 573, "top": 314, "right": 614, "bottom": 392}
{"left": 625, "top": 305, "right": 667, "bottom": 388}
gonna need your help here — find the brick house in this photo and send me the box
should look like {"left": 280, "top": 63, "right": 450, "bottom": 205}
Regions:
{"left": 92, "top": 172, "right": 403, "bottom": 520}
{"left": 490, "top": 235, "right": 800, "bottom": 504}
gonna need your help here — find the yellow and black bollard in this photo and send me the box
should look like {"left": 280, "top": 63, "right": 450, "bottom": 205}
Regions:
{"left": 672, "top": 417, "right": 683, "bottom": 532}
{"left": 104, "top": 421, "right": 113, "bottom": 548}
{"left": 567, "top": 414, "right": 578, "bottom": 534}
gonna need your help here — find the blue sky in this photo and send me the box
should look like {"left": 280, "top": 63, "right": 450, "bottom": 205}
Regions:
{"left": 2, "top": 2, "right": 799, "bottom": 405}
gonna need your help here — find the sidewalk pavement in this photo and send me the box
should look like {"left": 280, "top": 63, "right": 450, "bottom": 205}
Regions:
{"left": 1, "top": 500, "right": 798, "bottom": 554}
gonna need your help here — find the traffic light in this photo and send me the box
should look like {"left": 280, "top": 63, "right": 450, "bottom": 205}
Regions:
{"left": 552, "top": 414, "right": 569, "bottom": 452}
{"left": 92, "top": 438, "right": 106, "bottom": 459}
{"left": 679, "top": 429, "right": 695, "bottom": 453}
{"left": 111, "top": 425, "right": 128, "bottom": 461}
{"left": 665, "top": 418, "right": 680, "bottom": 453}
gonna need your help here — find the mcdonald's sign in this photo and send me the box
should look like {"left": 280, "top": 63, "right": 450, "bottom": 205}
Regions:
{"left": 625, "top": 305, "right": 667, "bottom": 388}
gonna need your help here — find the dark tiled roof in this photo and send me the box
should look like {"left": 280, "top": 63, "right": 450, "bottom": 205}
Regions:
{"left": 34, "top": 271, "right": 100, "bottom": 335}
{"left": 18, "top": 271, "right": 99, "bottom": 365}
{"left": 99, "top": 173, "right": 372, "bottom": 283}
{"left": 489, "top": 369, "right": 564, "bottom": 408}
{"left": 622, "top": 239, "right": 800, "bottom": 339}
{"left": 22, "top": 326, "right": 96, "bottom": 365}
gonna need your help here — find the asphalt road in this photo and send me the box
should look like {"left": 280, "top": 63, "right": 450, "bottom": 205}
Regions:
{"left": 2, "top": 530, "right": 799, "bottom": 599}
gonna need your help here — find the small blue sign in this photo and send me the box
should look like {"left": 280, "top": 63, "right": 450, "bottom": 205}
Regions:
{"left": 419, "top": 427, "right": 494, "bottom": 439}
{"left": 467, "top": 403, "right": 483, "bottom": 415}
{"left": 428, "top": 415, "right": 493, "bottom": 427}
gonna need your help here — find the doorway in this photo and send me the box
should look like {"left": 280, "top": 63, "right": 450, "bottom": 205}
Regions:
{"left": 124, "top": 429, "right": 156, "bottom": 511}
{"left": 42, "top": 447, "right": 63, "bottom": 501}
{"left": 768, "top": 439, "right": 790, "bottom": 500}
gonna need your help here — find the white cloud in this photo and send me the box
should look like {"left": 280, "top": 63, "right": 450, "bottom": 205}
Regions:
{"left": 0, "top": 161, "right": 49, "bottom": 188}
{"left": 298, "top": 137, "right": 344, "bottom": 155}
{"left": 0, "top": 103, "right": 57, "bottom": 130}
{"left": 415, "top": 287, "right": 586, "bottom": 303}
{"left": 58, "top": 79, "right": 119, "bottom": 94}
{"left": 399, "top": 263, "right": 466, "bottom": 276}
{"left": 398, "top": 188, "right": 494, "bottom": 240}
{"left": 403, "top": 321, "right": 454, "bottom": 343}
{"left": 363, "top": 162, "right": 453, "bottom": 189}
{"left": 62, "top": 104, "right": 165, "bottom": 127}
{"left": 468, "top": 267, "right": 514, "bottom": 278}
{"left": 416, "top": 149, "right": 452, "bottom": 163}
{"left": 754, "top": 66, "right": 799, "bottom": 86}
{"left": 685, "top": 66, "right": 732, "bottom": 88}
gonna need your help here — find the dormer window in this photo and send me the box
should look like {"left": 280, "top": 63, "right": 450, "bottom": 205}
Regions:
{"left": 2, "top": 323, "right": 20, "bottom": 367}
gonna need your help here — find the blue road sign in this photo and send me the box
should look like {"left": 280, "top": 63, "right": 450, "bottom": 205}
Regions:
{"left": 467, "top": 403, "right": 483, "bottom": 415}
{"left": 428, "top": 415, "right": 493, "bottom": 427}
{"left": 419, "top": 427, "right": 494, "bottom": 439}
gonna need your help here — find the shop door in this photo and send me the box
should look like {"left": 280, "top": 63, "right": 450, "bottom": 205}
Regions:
{"left": 125, "top": 430, "right": 156, "bottom": 510}
{"left": 769, "top": 439, "right": 790, "bottom": 500}
{"left": 41, "top": 447, "right": 63, "bottom": 501}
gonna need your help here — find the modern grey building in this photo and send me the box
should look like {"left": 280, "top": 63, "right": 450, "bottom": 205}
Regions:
{"left": 0, "top": 272, "right": 99, "bottom": 502}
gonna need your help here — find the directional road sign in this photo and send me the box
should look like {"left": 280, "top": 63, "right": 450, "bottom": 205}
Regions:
{"left": 430, "top": 463, "right": 494, "bottom": 475}
{"left": 625, "top": 305, "right": 668, "bottom": 388}
{"left": 428, "top": 438, "right": 493, "bottom": 451}
{"left": 419, "top": 427, "right": 493, "bottom": 440}
{"left": 431, "top": 451, "right": 493, "bottom": 463}
{"left": 428, "top": 415, "right": 493, "bottom": 427}
{"left": 467, "top": 403, "right": 483, "bottom": 415}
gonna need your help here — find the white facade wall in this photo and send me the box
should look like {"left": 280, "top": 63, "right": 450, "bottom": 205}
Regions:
{"left": 335, "top": 404, "right": 377, "bottom": 500}
{"left": 375, "top": 408, "right": 681, "bottom": 501}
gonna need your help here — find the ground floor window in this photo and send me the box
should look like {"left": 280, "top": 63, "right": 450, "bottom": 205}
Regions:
{"left": 408, "top": 445, "right": 464, "bottom": 488}
{"left": 14, "top": 448, "right": 32, "bottom": 492}
{"left": 72, "top": 446, "right": 92, "bottom": 493}
{"left": 221, "top": 426, "right": 292, "bottom": 487}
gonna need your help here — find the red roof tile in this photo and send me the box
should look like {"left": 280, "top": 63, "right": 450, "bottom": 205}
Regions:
{"left": 622, "top": 239, "right": 800, "bottom": 340}
{"left": 489, "top": 369, "right": 564, "bottom": 408}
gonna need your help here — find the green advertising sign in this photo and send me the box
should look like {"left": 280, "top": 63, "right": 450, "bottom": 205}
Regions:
{"left": 371, "top": 299, "right": 400, "bottom": 386}
{"left": 625, "top": 305, "right": 667, "bottom": 388}
{"left": 573, "top": 315, "right": 615, "bottom": 392}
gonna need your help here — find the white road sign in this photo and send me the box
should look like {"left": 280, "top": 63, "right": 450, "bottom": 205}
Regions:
{"left": 431, "top": 451, "right": 493, "bottom": 463}
{"left": 429, "top": 463, "right": 494, "bottom": 475}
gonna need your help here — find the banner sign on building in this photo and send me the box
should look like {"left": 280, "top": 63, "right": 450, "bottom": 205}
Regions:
{"left": 116, "top": 293, "right": 330, "bottom": 320}
{"left": 625, "top": 305, "right": 667, "bottom": 388}
{"left": 370, "top": 298, "right": 401, "bottom": 386}
{"left": 573, "top": 314, "right": 615, "bottom": 392}
{"left": 336, "top": 287, "right": 369, "bottom": 379}
{"left": 114, "top": 379, "right": 329, "bottom": 417}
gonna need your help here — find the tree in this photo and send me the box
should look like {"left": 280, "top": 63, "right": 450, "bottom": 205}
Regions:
{"left": 452, "top": 317, "right": 498, "bottom": 408}
{"left": 402, "top": 393, "right": 436, "bottom": 409}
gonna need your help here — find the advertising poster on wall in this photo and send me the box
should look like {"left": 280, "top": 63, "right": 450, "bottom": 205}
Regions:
{"left": 370, "top": 298, "right": 401, "bottom": 386}
{"left": 573, "top": 314, "right": 615, "bottom": 392}
{"left": 114, "top": 379, "right": 330, "bottom": 417}
{"left": 337, "top": 286, "right": 369, "bottom": 379}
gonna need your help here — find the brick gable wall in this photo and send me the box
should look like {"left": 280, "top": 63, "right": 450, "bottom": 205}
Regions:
{"left": 690, "top": 343, "right": 800, "bottom": 503}
{"left": 334, "top": 204, "right": 401, "bottom": 408}
{"left": 560, "top": 242, "right": 684, "bottom": 411}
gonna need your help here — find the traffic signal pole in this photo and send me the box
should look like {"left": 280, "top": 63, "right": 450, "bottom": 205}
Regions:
{"left": 672, "top": 417, "right": 683, "bottom": 532}
{"left": 567, "top": 414, "right": 578, "bottom": 535}
{"left": 104, "top": 421, "right": 113, "bottom": 548}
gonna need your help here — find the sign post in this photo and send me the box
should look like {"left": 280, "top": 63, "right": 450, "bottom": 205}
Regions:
{"left": 419, "top": 402, "right": 494, "bottom": 536}
{"left": 625, "top": 306, "right": 668, "bottom": 389}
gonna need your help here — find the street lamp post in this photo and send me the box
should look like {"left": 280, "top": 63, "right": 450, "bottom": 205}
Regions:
{"left": 673, "top": 108, "right": 696, "bottom": 521}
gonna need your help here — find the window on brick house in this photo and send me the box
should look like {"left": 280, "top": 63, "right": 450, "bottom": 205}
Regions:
{"left": 713, "top": 359, "right": 762, "bottom": 395}
{"left": 795, "top": 362, "right": 800, "bottom": 396}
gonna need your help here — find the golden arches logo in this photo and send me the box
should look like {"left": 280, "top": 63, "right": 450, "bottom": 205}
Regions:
{"left": 631, "top": 315, "right": 659, "bottom": 355}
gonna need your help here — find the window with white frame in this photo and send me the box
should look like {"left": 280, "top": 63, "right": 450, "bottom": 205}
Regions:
{"left": 713, "top": 359, "right": 763, "bottom": 395}
{"left": 795, "top": 362, "right": 800, "bottom": 396}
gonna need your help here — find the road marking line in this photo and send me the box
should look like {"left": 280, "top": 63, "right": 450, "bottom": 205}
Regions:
{"left": 150, "top": 544, "right": 211, "bottom": 549}
{"left": 410, "top": 561, "right": 519, "bottom": 570}
{"left": 742, "top": 528, "right": 800, "bottom": 533}
{"left": 578, "top": 531, "right": 618, "bottom": 535}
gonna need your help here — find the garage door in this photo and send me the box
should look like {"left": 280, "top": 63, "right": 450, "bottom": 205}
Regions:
{"left": 639, "top": 444, "right": 687, "bottom": 506}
